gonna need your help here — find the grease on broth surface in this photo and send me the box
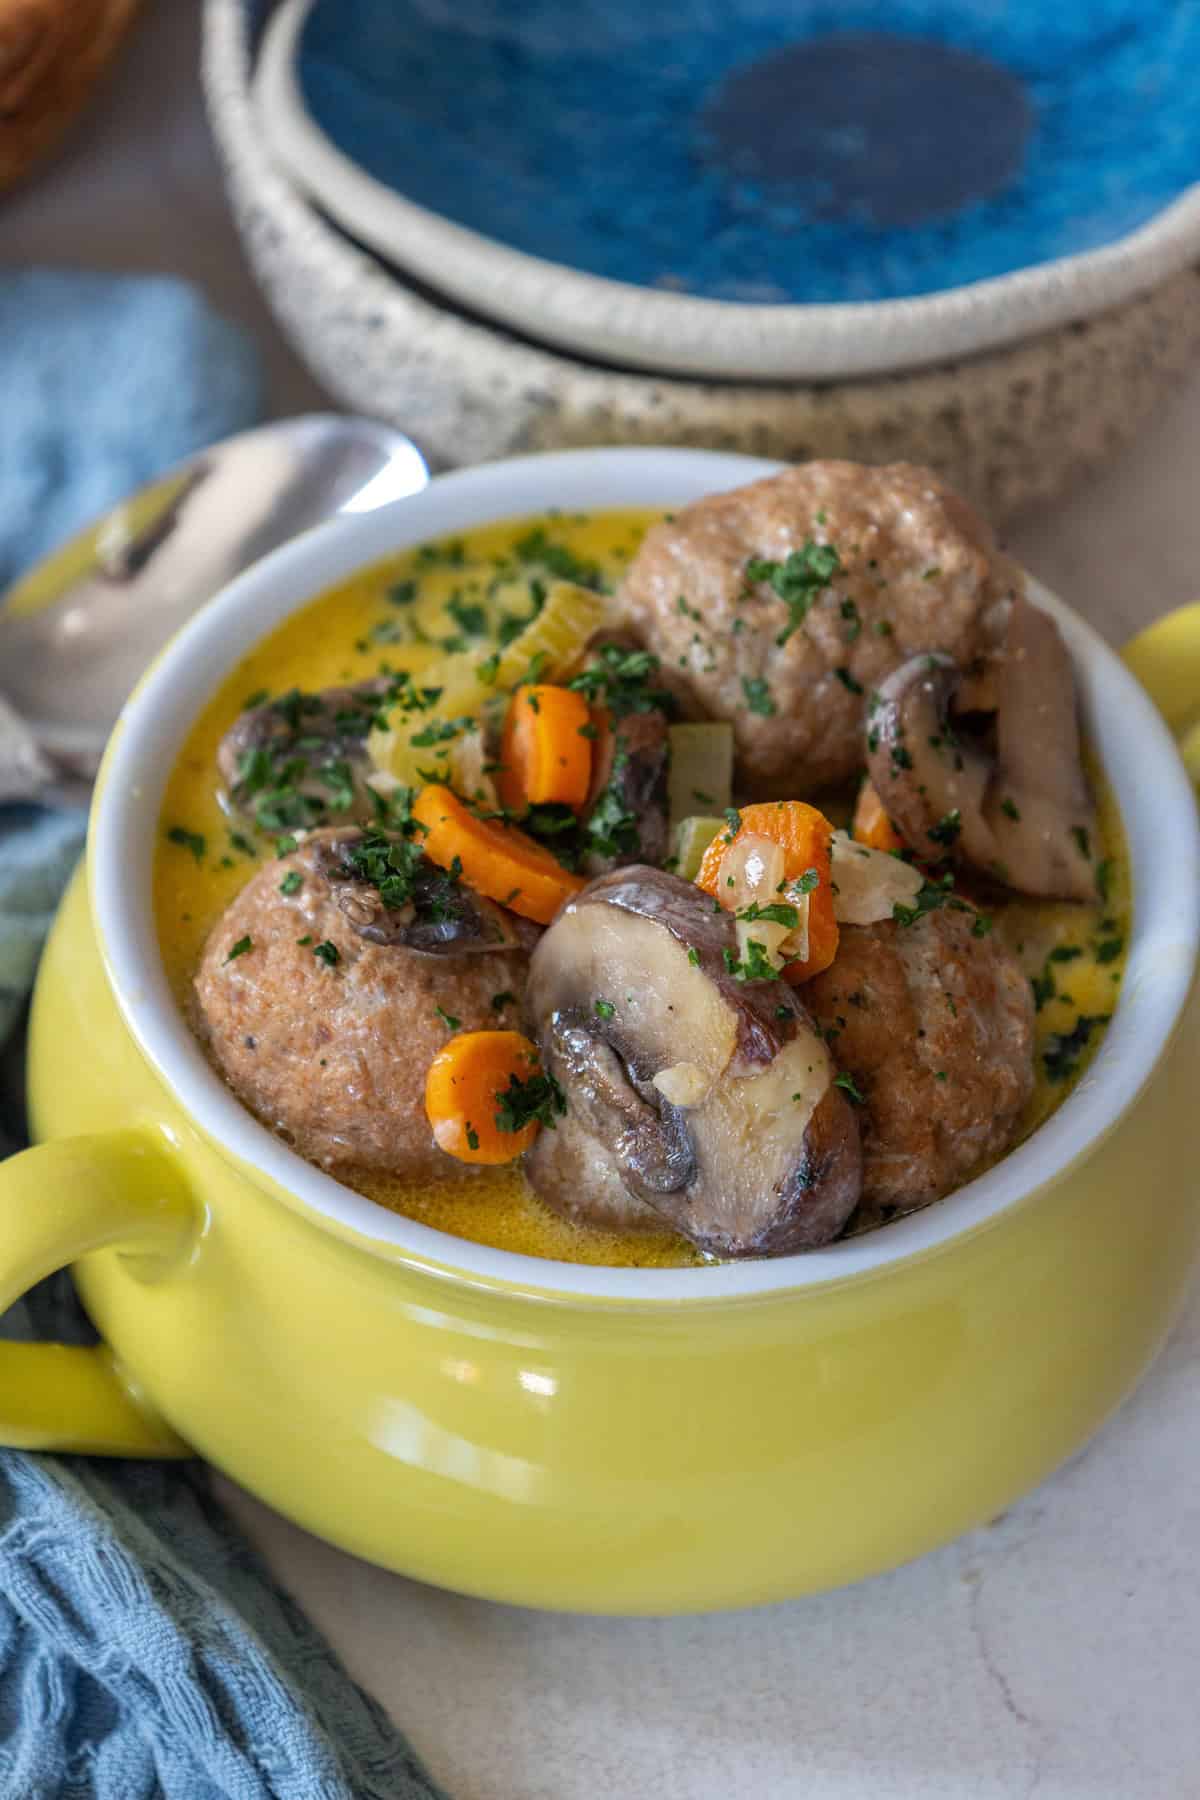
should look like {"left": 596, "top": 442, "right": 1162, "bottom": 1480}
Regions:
{"left": 154, "top": 507, "right": 1130, "bottom": 1265}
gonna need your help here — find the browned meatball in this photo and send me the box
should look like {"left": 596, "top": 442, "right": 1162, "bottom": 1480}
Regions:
{"left": 192, "top": 834, "right": 529, "bottom": 1177}
{"left": 805, "top": 907, "right": 1034, "bottom": 1213}
{"left": 620, "top": 461, "right": 1021, "bottom": 796}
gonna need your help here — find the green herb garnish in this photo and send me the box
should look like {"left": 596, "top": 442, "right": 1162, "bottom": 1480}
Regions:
{"left": 224, "top": 935, "right": 253, "bottom": 963}
{"left": 742, "top": 676, "right": 776, "bottom": 716}
{"left": 166, "top": 825, "right": 206, "bottom": 863}
{"left": 745, "top": 541, "right": 843, "bottom": 646}
{"left": 494, "top": 1070, "right": 567, "bottom": 1134}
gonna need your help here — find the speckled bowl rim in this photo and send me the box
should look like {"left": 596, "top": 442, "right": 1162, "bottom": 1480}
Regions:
{"left": 255, "top": 0, "right": 1200, "bottom": 382}
{"left": 92, "top": 446, "right": 1200, "bottom": 1303}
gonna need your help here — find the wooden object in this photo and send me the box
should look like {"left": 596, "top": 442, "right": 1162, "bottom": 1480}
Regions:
{"left": 0, "top": 0, "right": 141, "bottom": 192}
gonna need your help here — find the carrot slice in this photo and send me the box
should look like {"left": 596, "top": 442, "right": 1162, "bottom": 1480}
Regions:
{"left": 696, "top": 799, "right": 839, "bottom": 983}
{"left": 425, "top": 1030, "right": 545, "bottom": 1165}
{"left": 497, "top": 684, "right": 593, "bottom": 813}
{"left": 852, "top": 779, "right": 905, "bottom": 854}
{"left": 413, "top": 783, "right": 585, "bottom": 924}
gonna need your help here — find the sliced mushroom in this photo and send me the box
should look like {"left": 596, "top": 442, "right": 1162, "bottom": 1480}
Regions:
{"left": 219, "top": 678, "right": 391, "bottom": 833}
{"left": 309, "top": 829, "right": 540, "bottom": 955}
{"left": 581, "top": 708, "right": 671, "bottom": 874}
{"left": 524, "top": 867, "right": 862, "bottom": 1257}
{"left": 865, "top": 596, "right": 1096, "bottom": 900}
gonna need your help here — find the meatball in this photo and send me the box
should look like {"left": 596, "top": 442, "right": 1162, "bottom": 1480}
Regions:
{"left": 620, "top": 461, "right": 1021, "bottom": 796}
{"left": 805, "top": 906, "right": 1034, "bottom": 1214}
{"left": 192, "top": 835, "right": 529, "bottom": 1177}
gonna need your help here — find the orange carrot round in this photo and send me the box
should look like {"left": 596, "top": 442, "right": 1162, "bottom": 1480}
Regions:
{"left": 425, "top": 1030, "right": 545, "bottom": 1165}
{"left": 696, "top": 799, "right": 839, "bottom": 983}
{"left": 852, "top": 778, "right": 905, "bottom": 854}
{"left": 413, "top": 783, "right": 585, "bottom": 924}
{"left": 497, "top": 683, "right": 593, "bottom": 813}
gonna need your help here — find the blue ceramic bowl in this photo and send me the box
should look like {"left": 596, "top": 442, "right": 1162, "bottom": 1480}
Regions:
{"left": 254, "top": 0, "right": 1200, "bottom": 377}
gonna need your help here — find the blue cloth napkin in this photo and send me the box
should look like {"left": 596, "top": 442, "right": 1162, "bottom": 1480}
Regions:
{"left": 0, "top": 275, "right": 446, "bottom": 1799}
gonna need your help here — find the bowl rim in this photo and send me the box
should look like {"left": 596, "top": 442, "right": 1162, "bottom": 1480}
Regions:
{"left": 90, "top": 445, "right": 1200, "bottom": 1302}
{"left": 255, "top": 0, "right": 1200, "bottom": 382}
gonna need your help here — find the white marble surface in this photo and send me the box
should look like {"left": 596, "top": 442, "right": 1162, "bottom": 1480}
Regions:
{"left": 5, "top": 5, "right": 1200, "bottom": 1794}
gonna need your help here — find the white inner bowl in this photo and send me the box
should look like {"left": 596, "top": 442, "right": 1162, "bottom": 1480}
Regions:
{"left": 92, "top": 448, "right": 1200, "bottom": 1300}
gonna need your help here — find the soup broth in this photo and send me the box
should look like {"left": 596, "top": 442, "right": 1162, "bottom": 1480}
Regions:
{"left": 155, "top": 509, "right": 1130, "bottom": 1265}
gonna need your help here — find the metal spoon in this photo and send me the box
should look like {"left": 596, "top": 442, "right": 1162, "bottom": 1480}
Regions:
{"left": 0, "top": 413, "right": 429, "bottom": 806}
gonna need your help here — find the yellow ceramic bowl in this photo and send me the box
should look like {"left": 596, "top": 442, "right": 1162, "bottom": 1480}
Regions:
{"left": 3, "top": 450, "right": 1200, "bottom": 1616}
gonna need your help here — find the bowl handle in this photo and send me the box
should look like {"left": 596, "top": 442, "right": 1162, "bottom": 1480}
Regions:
{"left": 1123, "top": 602, "right": 1200, "bottom": 780}
{"left": 0, "top": 1130, "right": 194, "bottom": 1456}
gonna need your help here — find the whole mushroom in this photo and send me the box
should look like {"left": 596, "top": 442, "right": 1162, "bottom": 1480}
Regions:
{"left": 523, "top": 867, "right": 863, "bottom": 1258}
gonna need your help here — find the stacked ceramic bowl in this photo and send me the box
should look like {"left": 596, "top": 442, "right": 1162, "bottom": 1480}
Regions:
{"left": 204, "top": 0, "right": 1200, "bottom": 519}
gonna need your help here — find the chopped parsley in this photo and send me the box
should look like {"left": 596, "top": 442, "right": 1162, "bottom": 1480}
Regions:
{"left": 568, "top": 643, "right": 673, "bottom": 718}
{"left": 584, "top": 763, "right": 641, "bottom": 862}
{"left": 834, "top": 1071, "right": 865, "bottom": 1104}
{"left": 1001, "top": 796, "right": 1021, "bottom": 821}
{"left": 594, "top": 998, "right": 616, "bottom": 1020}
{"left": 1096, "top": 935, "right": 1124, "bottom": 964}
{"left": 242, "top": 688, "right": 269, "bottom": 709}
{"left": 687, "top": 947, "right": 701, "bottom": 966}
{"left": 344, "top": 821, "right": 428, "bottom": 910}
{"left": 745, "top": 541, "right": 843, "bottom": 646}
{"left": 1071, "top": 825, "right": 1092, "bottom": 860}
{"left": 1043, "top": 1014, "right": 1110, "bottom": 1083}
{"left": 224, "top": 935, "right": 253, "bottom": 963}
{"left": 736, "top": 900, "right": 800, "bottom": 929}
{"left": 742, "top": 676, "right": 776, "bottom": 716}
{"left": 928, "top": 808, "right": 962, "bottom": 848}
{"left": 491, "top": 990, "right": 517, "bottom": 1012}
{"left": 1031, "top": 964, "right": 1056, "bottom": 1010}
{"left": 387, "top": 578, "right": 417, "bottom": 607}
{"left": 891, "top": 876, "right": 966, "bottom": 927}
{"left": 279, "top": 870, "right": 303, "bottom": 896}
{"left": 312, "top": 940, "right": 340, "bottom": 968}
{"left": 840, "top": 598, "right": 862, "bottom": 640}
{"left": 512, "top": 525, "right": 605, "bottom": 592}
{"left": 834, "top": 666, "right": 864, "bottom": 696}
{"left": 723, "top": 807, "right": 742, "bottom": 843}
{"left": 722, "top": 940, "right": 778, "bottom": 983}
{"left": 434, "top": 1004, "right": 461, "bottom": 1031}
{"left": 494, "top": 1070, "right": 567, "bottom": 1134}
{"left": 445, "top": 593, "right": 488, "bottom": 638}
{"left": 166, "top": 825, "right": 206, "bottom": 862}
{"left": 1049, "top": 945, "right": 1083, "bottom": 963}
{"left": 466, "top": 1124, "right": 480, "bottom": 1151}
{"left": 1095, "top": 858, "right": 1113, "bottom": 903}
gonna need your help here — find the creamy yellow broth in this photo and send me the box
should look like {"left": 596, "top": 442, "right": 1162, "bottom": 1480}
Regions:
{"left": 154, "top": 508, "right": 1130, "bottom": 1265}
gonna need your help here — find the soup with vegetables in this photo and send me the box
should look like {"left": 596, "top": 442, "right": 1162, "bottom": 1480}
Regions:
{"left": 155, "top": 464, "right": 1129, "bottom": 1267}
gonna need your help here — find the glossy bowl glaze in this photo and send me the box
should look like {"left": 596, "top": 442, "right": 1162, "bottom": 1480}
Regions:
{"left": 4, "top": 447, "right": 1200, "bottom": 1614}
{"left": 203, "top": 0, "right": 1200, "bottom": 522}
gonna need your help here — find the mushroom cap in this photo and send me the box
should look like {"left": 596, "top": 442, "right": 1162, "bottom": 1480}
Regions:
{"left": 218, "top": 678, "right": 391, "bottom": 831}
{"left": 524, "top": 866, "right": 862, "bottom": 1257}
